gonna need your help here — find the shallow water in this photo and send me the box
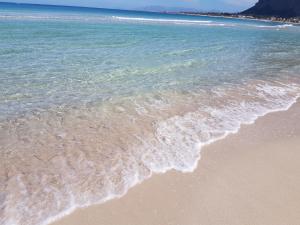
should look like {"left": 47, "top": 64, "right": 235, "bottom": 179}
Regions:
{"left": 0, "top": 3, "right": 300, "bottom": 225}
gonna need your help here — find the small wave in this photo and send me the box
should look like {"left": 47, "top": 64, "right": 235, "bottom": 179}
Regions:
{"left": 254, "top": 24, "right": 293, "bottom": 29}
{"left": 0, "top": 14, "right": 231, "bottom": 27}
{"left": 0, "top": 14, "right": 108, "bottom": 22}
{"left": 111, "top": 16, "right": 232, "bottom": 27}
{"left": 112, "top": 16, "right": 212, "bottom": 24}
{"left": 143, "top": 81, "right": 300, "bottom": 173}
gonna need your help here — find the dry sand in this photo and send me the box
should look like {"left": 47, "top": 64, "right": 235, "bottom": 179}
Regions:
{"left": 52, "top": 101, "right": 300, "bottom": 225}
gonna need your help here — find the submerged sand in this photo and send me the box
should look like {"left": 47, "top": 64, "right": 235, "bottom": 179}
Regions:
{"left": 52, "top": 101, "right": 300, "bottom": 225}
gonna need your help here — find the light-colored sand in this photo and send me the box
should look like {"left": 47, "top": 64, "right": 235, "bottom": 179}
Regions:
{"left": 52, "top": 101, "right": 300, "bottom": 225}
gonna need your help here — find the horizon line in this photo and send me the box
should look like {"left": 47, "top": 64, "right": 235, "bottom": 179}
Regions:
{"left": 0, "top": 1, "right": 242, "bottom": 14}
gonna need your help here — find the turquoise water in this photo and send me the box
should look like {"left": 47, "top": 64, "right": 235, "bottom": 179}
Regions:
{"left": 1, "top": 3, "right": 300, "bottom": 225}
{"left": 1, "top": 3, "right": 299, "bottom": 119}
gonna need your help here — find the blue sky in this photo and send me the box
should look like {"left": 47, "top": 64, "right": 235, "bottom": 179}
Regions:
{"left": 3, "top": 0, "right": 258, "bottom": 12}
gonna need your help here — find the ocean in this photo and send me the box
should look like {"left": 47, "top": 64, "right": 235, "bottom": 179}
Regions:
{"left": 0, "top": 3, "right": 300, "bottom": 225}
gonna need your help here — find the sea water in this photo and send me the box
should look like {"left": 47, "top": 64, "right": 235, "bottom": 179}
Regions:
{"left": 0, "top": 3, "right": 300, "bottom": 225}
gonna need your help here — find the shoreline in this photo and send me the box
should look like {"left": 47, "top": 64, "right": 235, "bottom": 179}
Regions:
{"left": 168, "top": 12, "right": 300, "bottom": 25}
{"left": 50, "top": 99, "right": 300, "bottom": 225}
{"left": 2, "top": 79, "right": 299, "bottom": 225}
{"left": 1, "top": 2, "right": 299, "bottom": 24}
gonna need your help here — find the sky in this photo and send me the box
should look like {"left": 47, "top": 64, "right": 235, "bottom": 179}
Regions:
{"left": 2, "top": 0, "right": 258, "bottom": 12}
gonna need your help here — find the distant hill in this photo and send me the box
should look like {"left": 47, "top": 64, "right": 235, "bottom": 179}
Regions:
{"left": 136, "top": 5, "right": 196, "bottom": 13}
{"left": 242, "top": 0, "right": 300, "bottom": 18}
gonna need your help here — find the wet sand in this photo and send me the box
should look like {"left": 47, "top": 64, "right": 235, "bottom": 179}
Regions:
{"left": 52, "top": 101, "right": 300, "bottom": 225}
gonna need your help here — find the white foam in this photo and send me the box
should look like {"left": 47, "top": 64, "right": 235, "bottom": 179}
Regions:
{"left": 110, "top": 16, "right": 233, "bottom": 27}
{"left": 2, "top": 81, "right": 300, "bottom": 225}
{"left": 254, "top": 24, "right": 293, "bottom": 29}
{"left": 112, "top": 16, "right": 212, "bottom": 24}
{"left": 141, "top": 82, "right": 300, "bottom": 174}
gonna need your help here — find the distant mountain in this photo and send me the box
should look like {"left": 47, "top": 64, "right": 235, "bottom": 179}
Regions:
{"left": 136, "top": 5, "right": 196, "bottom": 13}
{"left": 242, "top": 0, "right": 300, "bottom": 18}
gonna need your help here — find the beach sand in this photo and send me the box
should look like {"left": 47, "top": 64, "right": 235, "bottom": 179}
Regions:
{"left": 51, "top": 101, "right": 300, "bottom": 225}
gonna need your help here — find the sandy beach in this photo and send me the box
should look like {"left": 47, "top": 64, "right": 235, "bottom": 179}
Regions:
{"left": 51, "top": 101, "right": 300, "bottom": 225}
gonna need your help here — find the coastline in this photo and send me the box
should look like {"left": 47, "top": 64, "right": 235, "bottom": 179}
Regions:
{"left": 51, "top": 100, "right": 300, "bottom": 225}
{"left": 170, "top": 12, "right": 300, "bottom": 25}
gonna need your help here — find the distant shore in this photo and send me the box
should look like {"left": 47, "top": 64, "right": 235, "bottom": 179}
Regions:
{"left": 169, "top": 12, "right": 300, "bottom": 24}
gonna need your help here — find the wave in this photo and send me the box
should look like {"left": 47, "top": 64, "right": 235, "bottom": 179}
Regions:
{"left": 2, "top": 13, "right": 295, "bottom": 30}
{"left": 0, "top": 14, "right": 108, "bottom": 22}
{"left": 112, "top": 16, "right": 212, "bottom": 24}
{"left": 111, "top": 16, "right": 231, "bottom": 26}
{"left": 143, "top": 81, "right": 300, "bottom": 173}
{"left": 0, "top": 14, "right": 229, "bottom": 27}
{"left": 254, "top": 24, "right": 294, "bottom": 29}
{"left": 1, "top": 79, "right": 299, "bottom": 225}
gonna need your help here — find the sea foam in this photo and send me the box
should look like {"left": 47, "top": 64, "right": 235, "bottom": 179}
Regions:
{"left": 1, "top": 80, "right": 299, "bottom": 225}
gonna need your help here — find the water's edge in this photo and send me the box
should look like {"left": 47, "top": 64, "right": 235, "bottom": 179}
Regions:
{"left": 44, "top": 94, "right": 300, "bottom": 225}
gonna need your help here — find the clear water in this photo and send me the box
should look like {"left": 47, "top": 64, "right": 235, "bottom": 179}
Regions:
{"left": 0, "top": 3, "right": 300, "bottom": 225}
